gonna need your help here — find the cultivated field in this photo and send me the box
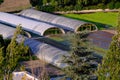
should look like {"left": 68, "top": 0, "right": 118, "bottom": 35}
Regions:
{"left": 63, "top": 12, "right": 118, "bottom": 29}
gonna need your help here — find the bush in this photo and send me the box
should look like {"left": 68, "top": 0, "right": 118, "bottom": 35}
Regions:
{"left": 64, "top": 5, "right": 74, "bottom": 11}
{"left": 97, "top": 3, "right": 105, "bottom": 9}
{"left": 74, "top": 4, "right": 83, "bottom": 11}
{"left": 115, "top": 2, "right": 120, "bottom": 9}
{"left": 107, "top": 2, "right": 115, "bottom": 9}
{"left": 0, "top": 0, "right": 3, "bottom": 4}
{"left": 41, "top": 5, "right": 55, "bottom": 12}
{"left": 29, "top": 0, "right": 39, "bottom": 6}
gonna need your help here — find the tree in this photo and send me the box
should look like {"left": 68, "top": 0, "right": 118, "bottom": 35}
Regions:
{"left": 0, "top": 35, "right": 4, "bottom": 47}
{"left": 0, "top": 25, "right": 29, "bottom": 80}
{"left": 29, "top": 0, "right": 40, "bottom": 6}
{"left": 62, "top": 32, "right": 97, "bottom": 80}
{"left": 96, "top": 13, "right": 120, "bottom": 80}
{"left": 0, "top": 0, "right": 3, "bottom": 4}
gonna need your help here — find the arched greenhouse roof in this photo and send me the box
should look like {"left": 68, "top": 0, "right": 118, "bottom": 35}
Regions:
{"left": 0, "top": 12, "right": 65, "bottom": 36}
{"left": 20, "top": 9, "right": 98, "bottom": 32}
{"left": 24, "top": 38, "right": 68, "bottom": 68}
{"left": 0, "top": 23, "right": 15, "bottom": 38}
{"left": 0, "top": 23, "right": 68, "bottom": 68}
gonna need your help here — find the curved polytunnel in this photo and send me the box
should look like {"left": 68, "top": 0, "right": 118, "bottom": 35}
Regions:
{"left": 0, "top": 12, "right": 65, "bottom": 36}
{"left": 75, "top": 23, "right": 98, "bottom": 33}
{"left": 43, "top": 27, "right": 65, "bottom": 36}
{"left": 24, "top": 39, "right": 68, "bottom": 68}
{"left": 19, "top": 9, "right": 98, "bottom": 32}
{"left": 0, "top": 23, "right": 15, "bottom": 38}
{"left": 0, "top": 23, "right": 68, "bottom": 68}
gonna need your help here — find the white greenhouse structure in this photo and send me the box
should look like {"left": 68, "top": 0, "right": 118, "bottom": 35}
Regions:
{"left": 0, "top": 23, "right": 68, "bottom": 68}
{"left": 0, "top": 12, "right": 65, "bottom": 36}
{"left": 20, "top": 9, "right": 98, "bottom": 33}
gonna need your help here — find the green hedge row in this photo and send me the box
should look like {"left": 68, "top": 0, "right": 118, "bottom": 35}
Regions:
{"left": 30, "top": 0, "right": 120, "bottom": 12}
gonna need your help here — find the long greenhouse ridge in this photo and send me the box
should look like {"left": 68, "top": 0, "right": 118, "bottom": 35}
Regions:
{"left": 0, "top": 12, "right": 65, "bottom": 36}
{"left": 0, "top": 23, "right": 68, "bottom": 68}
{"left": 20, "top": 9, "right": 98, "bottom": 32}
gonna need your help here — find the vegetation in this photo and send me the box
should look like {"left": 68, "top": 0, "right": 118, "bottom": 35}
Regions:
{"left": 62, "top": 33, "right": 97, "bottom": 80}
{"left": 29, "top": 0, "right": 120, "bottom": 12}
{"left": 0, "top": 26, "right": 30, "bottom": 80}
{"left": 63, "top": 12, "right": 118, "bottom": 29}
{"left": 96, "top": 13, "right": 120, "bottom": 80}
{"left": 0, "top": 0, "right": 3, "bottom": 4}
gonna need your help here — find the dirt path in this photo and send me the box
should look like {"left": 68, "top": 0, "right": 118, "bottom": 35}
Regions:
{"left": 0, "top": 0, "right": 31, "bottom": 12}
{"left": 55, "top": 9, "right": 119, "bottom": 14}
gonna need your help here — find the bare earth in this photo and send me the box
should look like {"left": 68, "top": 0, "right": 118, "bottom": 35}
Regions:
{"left": 0, "top": 0, "right": 31, "bottom": 12}
{"left": 88, "top": 30, "right": 115, "bottom": 49}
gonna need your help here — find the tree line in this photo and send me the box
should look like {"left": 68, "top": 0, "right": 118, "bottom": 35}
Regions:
{"left": 30, "top": 0, "right": 120, "bottom": 12}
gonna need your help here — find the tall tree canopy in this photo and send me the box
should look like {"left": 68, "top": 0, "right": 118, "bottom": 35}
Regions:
{"left": 96, "top": 13, "right": 120, "bottom": 80}
{"left": 0, "top": 26, "right": 29, "bottom": 80}
{"left": 29, "top": 0, "right": 120, "bottom": 12}
{"left": 62, "top": 33, "right": 97, "bottom": 80}
{"left": 0, "top": 0, "right": 3, "bottom": 4}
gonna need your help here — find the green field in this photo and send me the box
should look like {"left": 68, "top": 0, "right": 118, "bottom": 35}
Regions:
{"left": 63, "top": 12, "right": 118, "bottom": 29}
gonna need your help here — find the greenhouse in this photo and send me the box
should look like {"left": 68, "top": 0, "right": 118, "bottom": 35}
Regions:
{"left": 0, "top": 23, "right": 15, "bottom": 38}
{"left": 0, "top": 23, "right": 68, "bottom": 68}
{"left": 20, "top": 9, "right": 98, "bottom": 33}
{"left": 0, "top": 12, "right": 65, "bottom": 36}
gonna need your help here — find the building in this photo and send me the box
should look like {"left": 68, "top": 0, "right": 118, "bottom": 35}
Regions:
{"left": 0, "top": 23, "right": 68, "bottom": 68}
{"left": 0, "top": 12, "right": 65, "bottom": 36}
{"left": 19, "top": 9, "right": 98, "bottom": 33}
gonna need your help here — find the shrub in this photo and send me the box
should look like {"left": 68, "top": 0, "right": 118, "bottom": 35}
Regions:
{"left": 97, "top": 3, "right": 105, "bottom": 9}
{"left": 41, "top": 5, "right": 55, "bottom": 12}
{"left": 74, "top": 4, "right": 83, "bottom": 11}
{"left": 115, "top": 2, "right": 120, "bottom": 9}
{"left": 107, "top": 2, "right": 115, "bottom": 9}
{"left": 0, "top": 0, "right": 3, "bottom": 4}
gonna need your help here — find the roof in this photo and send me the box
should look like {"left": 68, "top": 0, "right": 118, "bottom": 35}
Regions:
{"left": 0, "top": 23, "right": 68, "bottom": 68}
{"left": 19, "top": 9, "right": 97, "bottom": 32}
{"left": 24, "top": 38, "right": 68, "bottom": 68}
{"left": 0, "top": 12, "right": 65, "bottom": 35}
{"left": 0, "top": 23, "right": 15, "bottom": 38}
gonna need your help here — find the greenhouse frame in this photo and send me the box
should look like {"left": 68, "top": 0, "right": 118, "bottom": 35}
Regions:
{"left": 0, "top": 23, "right": 68, "bottom": 68}
{"left": 20, "top": 9, "right": 98, "bottom": 33}
{"left": 0, "top": 12, "right": 65, "bottom": 36}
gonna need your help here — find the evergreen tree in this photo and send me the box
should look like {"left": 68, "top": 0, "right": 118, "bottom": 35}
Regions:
{"left": 62, "top": 32, "right": 97, "bottom": 80}
{"left": 29, "top": 0, "right": 40, "bottom": 6}
{"left": 0, "top": 25, "right": 29, "bottom": 80}
{"left": 96, "top": 13, "right": 120, "bottom": 80}
{"left": 0, "top": 35, "right": 4, "bottom": 47}
{"left": 0, "top": 0, "right": 3, "bottom": 4}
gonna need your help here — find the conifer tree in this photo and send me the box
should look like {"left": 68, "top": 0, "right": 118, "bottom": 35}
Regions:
{"left": 0, "top": 0, "right": 3, "bottom": 4}
{"left": 0, "top": 25, "right": 29, "bottom": 80}
{"left": 62, "top": 32, "right": 97, "bottom": 80}
{"left": 96, "top": 13, "right": 120, "bottom": 80}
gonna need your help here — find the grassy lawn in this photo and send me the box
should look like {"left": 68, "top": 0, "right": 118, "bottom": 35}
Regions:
{"left": 63, "top": 12, "right": 118, "bottom": 29}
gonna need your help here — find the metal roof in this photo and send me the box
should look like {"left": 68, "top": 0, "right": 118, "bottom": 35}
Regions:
{"left": 0, "top": 23, "right": 68, "bottom": 68}
{"left": 0, "top": 12, "right": 65, "bottom": 36}
{"left": 20, "top": 9, "right": 97, "bottom": 32}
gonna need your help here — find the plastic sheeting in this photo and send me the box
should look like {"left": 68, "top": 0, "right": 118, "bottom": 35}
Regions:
{"left": 24, "top": 39, "right": 68, "bottom": 68}
{"left": 0, "top": 23, "right": 15, "bottom": 38}
{"left": 0, "top": 23, "right": 68, "bottom": 68}
{"left": 20, "top": 9, "right": 97, "bottom": 32}
{"left": 0, "top": 12, "right": 65, "bottom": 36}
